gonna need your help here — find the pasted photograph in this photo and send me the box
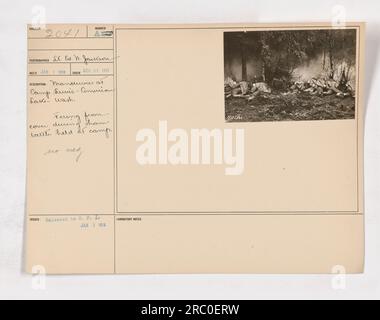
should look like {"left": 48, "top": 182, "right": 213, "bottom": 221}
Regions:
{"left": 224, "top": 29, "right": 357, "bottom": 122}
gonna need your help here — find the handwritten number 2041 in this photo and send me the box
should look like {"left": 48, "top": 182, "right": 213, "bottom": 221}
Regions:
{"left": 45, "top": 28, "right": 80, "bottom": 38}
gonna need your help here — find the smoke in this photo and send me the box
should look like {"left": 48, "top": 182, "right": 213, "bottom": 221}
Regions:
{"left": 225, "top": 57, "right": 263, "bottom": 81}
{"left": 292, "top": 54, "right": 325, "bottom": 81}
{"left": 292, "top": 53, "right": 356, "bottom": 83}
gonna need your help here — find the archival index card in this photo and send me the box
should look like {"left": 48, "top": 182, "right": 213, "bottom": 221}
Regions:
{"left": 26, "top": 23, "right": 365, "bottom": 274}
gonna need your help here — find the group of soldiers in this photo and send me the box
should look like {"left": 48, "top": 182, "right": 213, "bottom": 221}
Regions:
{"left": 290, "top": 77, "right": 355, "bottom": 98}
{"left": 224, "top": 77, "right": 272, "bottom": 101}
{"left": 224, "top": 76, "right": 355, "bottom": 100}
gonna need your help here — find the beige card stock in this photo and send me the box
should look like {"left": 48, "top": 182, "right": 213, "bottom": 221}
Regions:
{"left": 26, "top": 23, "right": 365, "bottom": 274}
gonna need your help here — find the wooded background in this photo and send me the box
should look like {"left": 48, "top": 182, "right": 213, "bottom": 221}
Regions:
{"left": 224, "top": 29, "right": 357, "bottom": 86}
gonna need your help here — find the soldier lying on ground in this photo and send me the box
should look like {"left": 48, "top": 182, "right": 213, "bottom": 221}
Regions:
{"left": 345, "top": 79, "right": 356, "bottom": 98}
{"left": 290, "top": 80, "right": 309, "bottom": 92}
{"left": 224, "top": 77, "right": 239, "bottom": 89}
{"left": 229, "top": 81, "right": 249, "bottom": 97}
{"left": 225, "top": 78, "right": 271, "bottom": 99}
{"left": 246, "top": 82, "right": 271, "bottom": 100}
{"left": 290, "top": 77, "right": 354, "bottom": 98}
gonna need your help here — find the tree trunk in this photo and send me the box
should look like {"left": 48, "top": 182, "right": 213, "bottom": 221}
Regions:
{"left": 322, "top": 49, "right": 326, "bottom": 70}
{"left": 240, "top": 37, "right": 247, "bottom": 81}
{"left": 261, "top": 63, "right": 266, "bottom": 82}
{"left": 328, "top": 33, "right": 335, "bottom": 79}
{"left": 329, "top": 49, "right": 334, "bottom": 79}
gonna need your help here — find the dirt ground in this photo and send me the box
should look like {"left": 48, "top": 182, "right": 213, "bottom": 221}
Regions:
{"left": 225, "top": 91, "right": 355, "bottom": 122}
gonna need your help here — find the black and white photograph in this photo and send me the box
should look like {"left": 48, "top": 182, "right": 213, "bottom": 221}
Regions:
{"left": 1, "top": 0, "right": 379, "bottom": 303}
{"left": 224, "top": 29, "right": 357, "bottom": 122}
